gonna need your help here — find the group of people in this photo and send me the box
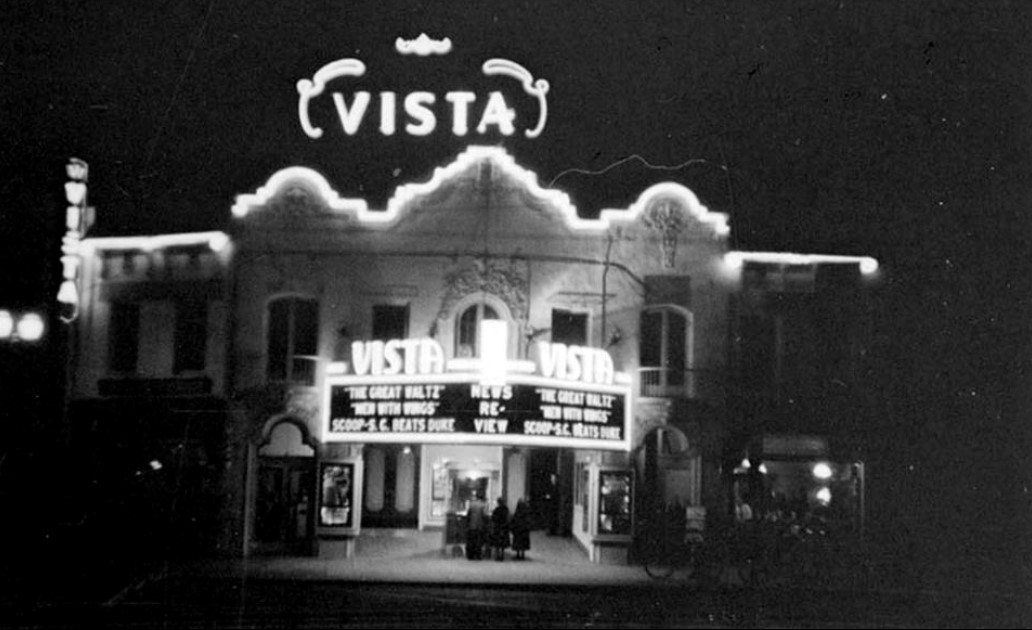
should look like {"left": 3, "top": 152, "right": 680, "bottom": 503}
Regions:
{"left": 465, "top": 495, "right": 532, "bottom": 561}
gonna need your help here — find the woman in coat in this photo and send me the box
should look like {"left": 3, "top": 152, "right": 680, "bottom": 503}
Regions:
{"left": 489, "top": 497, "right": 510, "bottom": 561}
{"left": 509, "top": 498, "right": 532, "bottom": 560}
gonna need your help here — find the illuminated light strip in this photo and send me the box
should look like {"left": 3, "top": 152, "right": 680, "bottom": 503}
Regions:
{"left": 319, "top": 432, "right": 631, "bottom": 451}
{"left": 478, "top": 319, "right": 508, "bottom": 385}
{"left": 80, "top": 231, "right": 231, "bottom": 253}
{"left": 724, "top": 251, "right": 879, "bottom": 275}
{"left": 232, "top": 146, "right": 730, "bottom": 239}
{"left": 445, "top": 358, "right": 542, "bottom": 377}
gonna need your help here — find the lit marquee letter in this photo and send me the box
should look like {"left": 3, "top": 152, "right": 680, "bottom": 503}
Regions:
{"left": 352, "top": 340, "right": 385, "bottom": 375}
{"left": 383, "top": 339, "right": 405, "bottom": 374}
{"left": 380, "top": 91, "right": 397, "bottom": 135}
{"left": 445, "top": 91, "right": 476, "bottom": 136}
{"left": 566, "top": 346, "right": 586, "bottom": 382}
{"left": 418, "top": 339, "right": 445, "bottom": 374}
{"left": 405, "top": 92, "right": 437, "bottom": 136}
{"left": 537, "top": 342, "right": 567, "bottom": 381}
{"left": 594, "top": 350, "right": 615, "bottom": 385}
{"left": 477, "top": 92, "right": 516, "bottom": 136}
{"left": 332, "top": 91, "right": 371, "bottom": 135}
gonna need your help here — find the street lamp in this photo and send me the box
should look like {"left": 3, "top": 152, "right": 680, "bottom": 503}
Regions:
{"left": 0, "top": 309, "right": 46, "bottom": 342}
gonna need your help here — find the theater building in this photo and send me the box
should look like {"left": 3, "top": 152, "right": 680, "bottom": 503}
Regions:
{"left": 63, "top": 38, "right": 878, "bottom": 564}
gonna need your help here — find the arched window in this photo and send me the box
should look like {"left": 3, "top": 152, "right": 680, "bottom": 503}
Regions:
{"left": 456, "top": 302, "right": 500, "bottom": 358}
{"left": 639, "top": 306, "right": 693, "bottom": 397}
{"left": 267, "top": 296, "right": 319, "bottom": 385}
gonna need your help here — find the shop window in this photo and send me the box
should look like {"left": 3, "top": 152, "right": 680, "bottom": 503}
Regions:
{"left": 639, "top": 307, "right": 692, "bottom": 396}
{"left": 174, "top": 299, "right": 207, "bottom": 373}
{"left": 267, "top": 296, "right": 319, "bottom": 385}
{"left": 551, "top": 309, "right": 588, "bottom": 346}
{"left": 372, "top": 304, "right": 408, "bottom": 341}
{"left": 456, "top": 303, "right": 499, "bottom": 358}
{"left": 108, "top": 302, "right": 140, "bottom": 373}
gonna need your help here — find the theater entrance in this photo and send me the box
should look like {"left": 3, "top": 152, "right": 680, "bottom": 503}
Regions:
{"left": 361, "top": 444, "right": 420, "bottom": 528}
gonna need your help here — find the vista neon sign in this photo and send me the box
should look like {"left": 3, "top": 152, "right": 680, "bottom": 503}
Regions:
{"left": 348, "top": 334, "right": 623, "bottom": 388}
{"left": 297, "top": 36, "right": 549, "bottom": 140}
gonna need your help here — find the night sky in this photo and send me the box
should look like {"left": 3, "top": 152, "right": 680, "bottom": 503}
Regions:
{"left": 2, "top": 0, "right": 1030, "bottom": 588}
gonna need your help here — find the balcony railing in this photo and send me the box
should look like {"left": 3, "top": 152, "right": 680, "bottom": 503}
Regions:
{"left": 638, "top": 367, "right": 696, "bottom": 399}
{"left": 273, "top": 355, "right": 319, "bottom": 387}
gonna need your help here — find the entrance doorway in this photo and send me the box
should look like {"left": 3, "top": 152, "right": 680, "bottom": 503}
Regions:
{"left": 255, "top": 458, "right": 315, "bottom": 554}
{"left": 529, "top": 449, "right": 574, "bottom": 535}
{"left": 362, "top": 445, "right": 420, "bottom": 528}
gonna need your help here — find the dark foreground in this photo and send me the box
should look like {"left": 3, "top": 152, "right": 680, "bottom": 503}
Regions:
{"left": 3, "top": 572, "right": 1029, "bottom": 629}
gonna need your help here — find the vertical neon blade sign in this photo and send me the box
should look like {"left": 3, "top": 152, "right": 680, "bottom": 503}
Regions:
{"left": 479, "top": 319, "right": 508, "bottom": 386}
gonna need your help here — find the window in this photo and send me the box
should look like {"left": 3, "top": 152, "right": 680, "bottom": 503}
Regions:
{"left": 174, "top": 300, "right": 207, "bottom": 373}
{"left": 372, "top": 304, "right": 409, "bottom": 341}
{"left": 267, "top": 296, "right": 319, "bottom": 384}
{"left": 108, "top": 302, "right": 140, "bottom": 372}
{"left": 456, "top": 302, "right": 499, "bottom": 357}
{"left": 739, "top": 314, "right": 776, "bottom": 389}
{"left": 639, "top": 307, "right": 691, "bottom": 395}
{"left": 551, "top": 309, "right": 588, "bottom": 346}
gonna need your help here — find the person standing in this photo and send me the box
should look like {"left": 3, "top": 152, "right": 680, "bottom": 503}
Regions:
{"left": 509, "top": 498, "right": 532, "bottom": 560}
{"left": 465, "top": 491, "right": 488, "bottom": 560}
{"left": 490, "top": 497, "right": 510, "bottom": 561}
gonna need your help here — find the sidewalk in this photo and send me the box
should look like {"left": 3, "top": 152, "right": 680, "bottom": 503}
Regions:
{"left": 173, "top": 530, "right": 654, "bottom": 587}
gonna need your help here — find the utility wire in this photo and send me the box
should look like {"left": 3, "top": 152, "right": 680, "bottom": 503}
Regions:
{"left": 141, "top": 0, "right": 219, "bottom": 175}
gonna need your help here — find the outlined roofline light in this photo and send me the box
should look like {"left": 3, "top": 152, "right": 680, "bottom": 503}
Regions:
{"left": 724, "top": 251, "right": 879, "bottom": 276}
{"left": 80, "top": 231, "right": 231, "bottom": 253}
{"left": 231, "top": 145, "right": 730, "bottom": 238}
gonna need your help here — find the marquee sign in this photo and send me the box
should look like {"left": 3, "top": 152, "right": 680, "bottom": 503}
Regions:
{"left": 297, "top": 35, "right": 550, "bottom": 140}
{"left": 322, "top": 322, "right": 632, "bottom": 451}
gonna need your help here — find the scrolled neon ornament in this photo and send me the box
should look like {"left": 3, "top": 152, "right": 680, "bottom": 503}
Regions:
{"left": 297, "top": 35, "right": 549, "bottom": 141}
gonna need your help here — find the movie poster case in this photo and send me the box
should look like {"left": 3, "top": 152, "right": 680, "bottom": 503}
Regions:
{"left": 590, "top": 464, "right": 634, "bottom": 541}
{"left": 317, "top": 458, "right": 363, "bottom": 537}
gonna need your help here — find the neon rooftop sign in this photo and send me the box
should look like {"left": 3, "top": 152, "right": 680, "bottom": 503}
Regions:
{"left": 297, "top": 34, "right": 549, "bottom": 140}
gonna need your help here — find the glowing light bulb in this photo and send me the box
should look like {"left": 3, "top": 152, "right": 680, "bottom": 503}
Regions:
{"left": 0, "top": 311, "right": 13, "bottom": 339}
{"left": 812, "top": 462, "right": 833, "bottom": 480}
{"left": 16, "top": 313, "right": 45, "bottom": 341}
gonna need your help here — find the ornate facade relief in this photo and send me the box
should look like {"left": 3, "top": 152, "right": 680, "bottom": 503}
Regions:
{"left": 640, "top": 196, "right": 689, "bottom": 269}
{"left": 434, "top": 257, "right": 529, "bottom": 331}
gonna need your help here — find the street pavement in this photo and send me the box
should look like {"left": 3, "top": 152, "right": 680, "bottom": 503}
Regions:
{"left": 3, "top": 530, "right": 1029, "bottom": 628}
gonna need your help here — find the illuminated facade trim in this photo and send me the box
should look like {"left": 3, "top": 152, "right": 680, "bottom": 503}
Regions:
{"left": 231, "top": 146, "right": 730, "bottom": 238}
{"left": 80, "top": 231, "right": 231, "bottom": 253}
{"left": 723, "top": 251, "right": 879, "bottom": 276}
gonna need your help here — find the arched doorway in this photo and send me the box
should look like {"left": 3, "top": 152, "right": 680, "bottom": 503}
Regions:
{"left": 255, "top": 419, "right": 317, "bottom": 555}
